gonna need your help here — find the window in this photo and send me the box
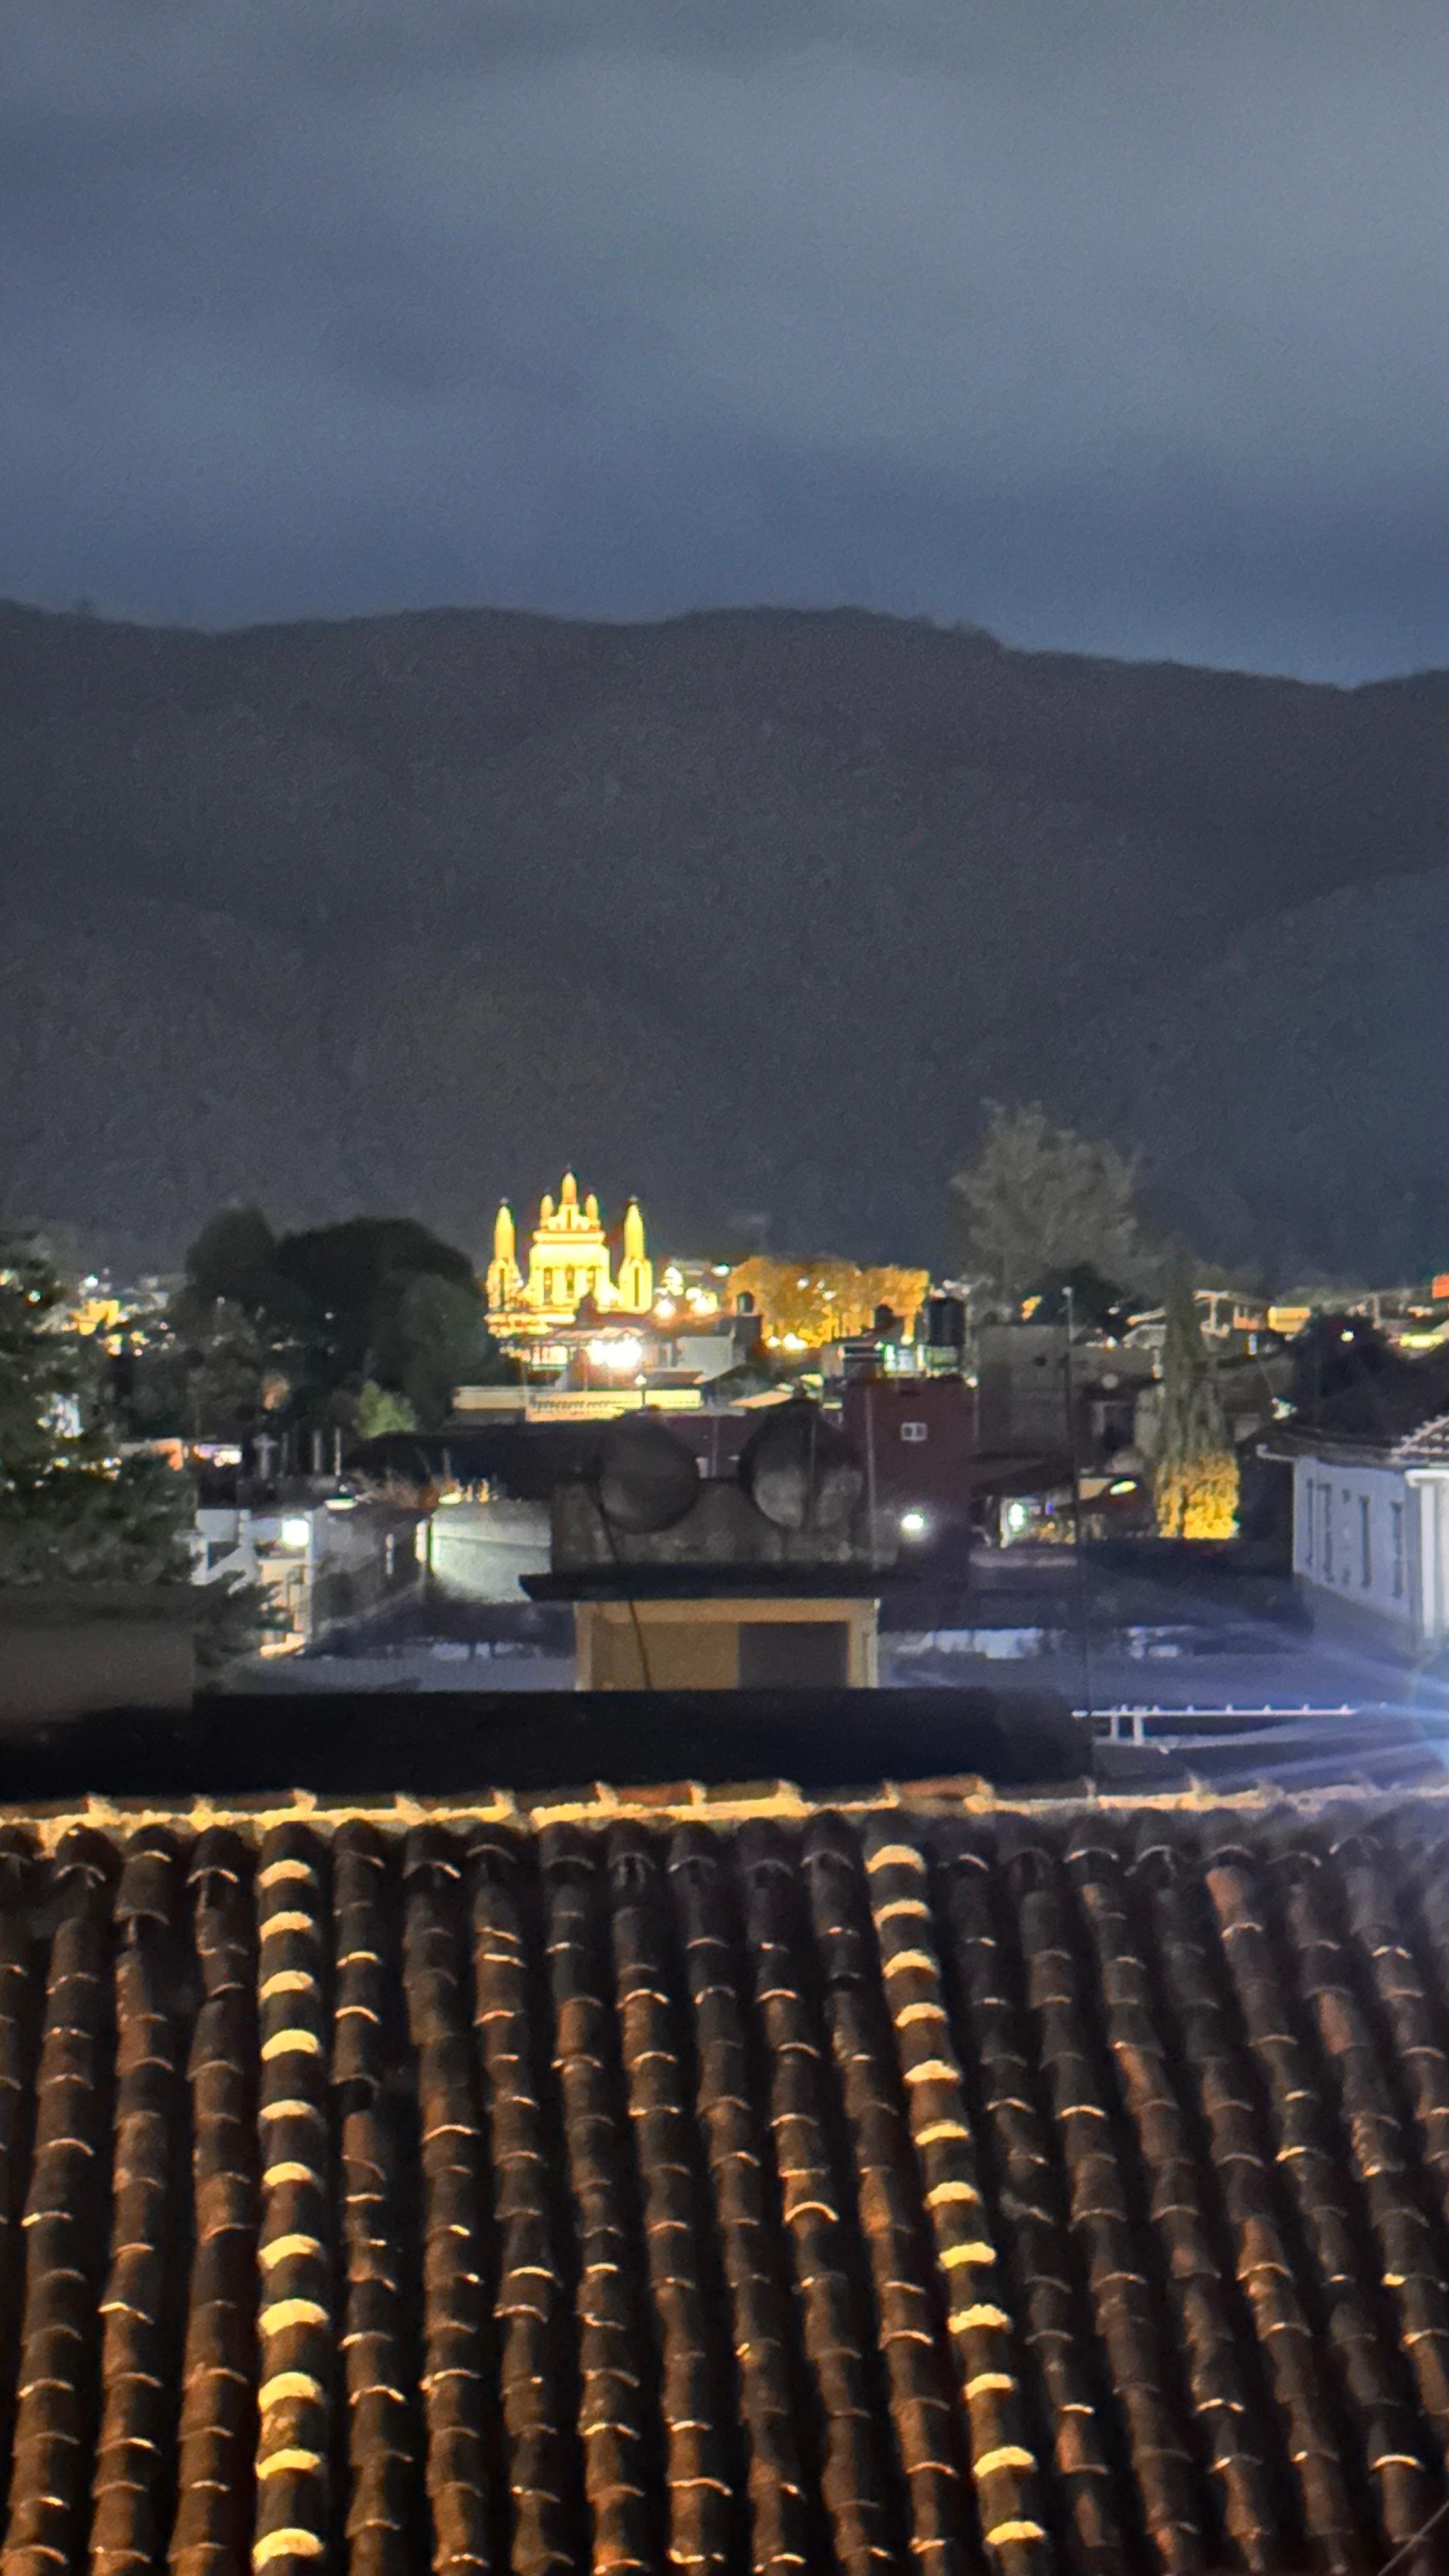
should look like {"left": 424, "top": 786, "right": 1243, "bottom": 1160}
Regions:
{"left": 1304, "top": 1476, "right": 1315, "bottom": 1565}
{"left": 1321, "top": 1483, "right": 1333, "bottom": 1580}
{"left": 1360, "top": 1494, "right": 1371, "bottom": 1588}
{"left": 1392, "top": 1502, "right": 1406, "bottom": 1600}
{"left": 1340, "top": 1491, "right": 1353, "bottom": 1583}
{"left": 900, "top": 1420, "right": 928, "bottom": 1443}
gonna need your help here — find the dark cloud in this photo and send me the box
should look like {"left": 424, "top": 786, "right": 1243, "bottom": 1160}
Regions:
{"left": 3, "top": 1, "right": 1446, "bottom": 675}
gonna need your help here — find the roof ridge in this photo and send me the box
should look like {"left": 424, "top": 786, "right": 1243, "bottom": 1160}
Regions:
{"left": 3, "top": 1774, "right": 1448, "bottom": 1848}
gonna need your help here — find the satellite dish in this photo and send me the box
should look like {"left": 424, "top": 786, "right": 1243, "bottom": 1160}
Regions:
{"left": 590, "top": 1416, "right": 700, "bottom": 1534}
{"left": 739, "top": 1402, "right": 863, "bottom": 1532}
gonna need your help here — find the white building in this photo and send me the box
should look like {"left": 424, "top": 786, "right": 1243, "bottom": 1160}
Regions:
{"left": 1290, "top": 1416, "right": 1449, "bottom": 1653}
{"left": 192, "top": 1492, "right": 422, "bottom": 1652}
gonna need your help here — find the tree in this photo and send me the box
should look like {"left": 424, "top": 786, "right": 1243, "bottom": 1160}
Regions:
{"left": 159, "top": 1208, "right": 296, "bottom": 1441}
{"left": 164, "top": 1208, "right": 491, "bottom": 1432}
{"left": 0, "top": 1236, "right": 76, "bottom": 1481}
{"left": 356, "top": 1381, "right": 418, "bottom": 1439}
{"left": 1, "top": 1234, "right": 269, "bottom": 1665}
{"left": 1153, "top": 1268, "right": 1239, "bottom": 1540}
{"left": 176, "top": 1205, "right": 277, "bottom": 1321}
{"left": 1287, "top": 1312, "right": 1394, "bottom": 1422}
{"left": 272, "top": 1218, "right": 478, "bottom": 1384}
{"left": 181, "top": 1298, "right": 274, "bottom": 1440}
{"left": 1022, "top": 1263, "right": 1132, "bottom": 1333}
{"left": 384, "top": 1272, "right": 497, "bottom": 1429}
{"left": 726, "top": 1257, "right": 930, "bottom": 1349}
{"left": 951, "top": 1105, "right": 1145, "bottom": 1311}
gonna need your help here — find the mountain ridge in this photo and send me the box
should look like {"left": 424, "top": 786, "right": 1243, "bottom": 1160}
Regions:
{"left": 2, "top": 599, "right": 1445, "bottom": 1278}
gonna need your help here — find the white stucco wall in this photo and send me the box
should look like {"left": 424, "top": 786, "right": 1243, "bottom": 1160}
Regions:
{"left": 1292, "top": 1457, "right": 1417, "bottom": 1631}
{"left": 1410, "top": 1471, "right": 1449, "bottom": 1644}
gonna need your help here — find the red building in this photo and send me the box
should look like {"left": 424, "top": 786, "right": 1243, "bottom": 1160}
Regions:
{"left": 840, "top": 1375, "right": 974, "bottom": 1555}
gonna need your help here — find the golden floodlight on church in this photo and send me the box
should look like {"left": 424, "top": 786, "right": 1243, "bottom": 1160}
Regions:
{"left": 485, "top": 1171, "right": 654, "bottom": 1328}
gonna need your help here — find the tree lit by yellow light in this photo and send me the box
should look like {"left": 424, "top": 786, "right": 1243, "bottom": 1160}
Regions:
{"left": 1153, "top": 1271, "right": 1239, "bottom": 1539}
{"left": 1154, "top": 1454, "right": 1239, "bottom": 1540}
{"left": 727, "top": 1256, "right": 929, "bottom": 1348}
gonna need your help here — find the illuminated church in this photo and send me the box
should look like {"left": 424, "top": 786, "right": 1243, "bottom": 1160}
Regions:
{"left": 486, "top": 1172, "right": 654, "bottom": 1328}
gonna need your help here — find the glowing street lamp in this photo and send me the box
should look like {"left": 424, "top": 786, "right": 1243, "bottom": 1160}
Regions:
{"left": 588, "top": 1335, "right": 644, "bottom": 1373}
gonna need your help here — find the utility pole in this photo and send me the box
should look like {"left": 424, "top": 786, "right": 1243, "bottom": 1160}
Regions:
{"left": 1062, "top": 1284, "right": 1095, "bottom": 1723}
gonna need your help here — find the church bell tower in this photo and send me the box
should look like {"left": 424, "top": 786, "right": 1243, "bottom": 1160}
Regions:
{"left": 616, "top": 1196, "right": 654, "bottom": 1314}
{"left": 486, "top": 1200, "right": 523, "bottom": 1314}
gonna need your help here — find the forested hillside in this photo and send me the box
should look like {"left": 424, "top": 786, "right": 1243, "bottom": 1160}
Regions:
{"left": 3, "top": 600, "right": 1445, "bottom": 1276}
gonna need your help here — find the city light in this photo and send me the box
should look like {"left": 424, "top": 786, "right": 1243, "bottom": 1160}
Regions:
{"left": 588, "top": 1335, "right": 644, "bottom": 1372}
{"left": 900, "top": 1509, "right": 930, "bottom": 1540}
{"left": 279, "top": 1515, "right": 312, "bottom": 1550}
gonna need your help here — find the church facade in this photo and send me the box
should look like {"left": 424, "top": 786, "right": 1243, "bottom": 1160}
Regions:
{"left": 486, "top": 1172, "right": 654, "bottom": 1328}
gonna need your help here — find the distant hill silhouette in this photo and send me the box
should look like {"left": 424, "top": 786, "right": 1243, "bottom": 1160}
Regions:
{"left": 2, "top": 599, "right": 1446, "bottom": 1278}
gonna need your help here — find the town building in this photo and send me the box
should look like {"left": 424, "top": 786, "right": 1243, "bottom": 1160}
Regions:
{"left": 526, "top": 1406, "right": 897, "bottom": 1688}
{"left": 454, "top": 1307, "right": 763, "bottom": 1420}
{"left": 191, "top": 1485, "right": 424, "bottom": 1652}
{"left": 59, "top": 1270, "right": 174, "bottom": 1351}
{"left": 1285, "top": 1416, "right": 1449, "bottom": 1655}
{"left": 840, "top": 1373, "right": 976, "bottom": 1556}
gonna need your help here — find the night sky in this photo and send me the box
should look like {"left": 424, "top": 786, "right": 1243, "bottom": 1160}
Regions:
{"left": 5, "top": 1, "right": 1446, "bottom": 680}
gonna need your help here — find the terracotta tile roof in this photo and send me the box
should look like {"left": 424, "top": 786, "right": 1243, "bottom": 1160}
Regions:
{"left": 1392, "top": 1413, "right": 1449, "bottom": 1465}
{"left": 3, "top": 1790, "right": 1449, "bottom": 2576}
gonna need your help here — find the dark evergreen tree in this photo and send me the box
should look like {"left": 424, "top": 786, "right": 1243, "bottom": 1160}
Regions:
{"left": 1153, "top": 1268, "right": 1238, "bottom": 1538}
{"left": 1, "top": 1234, "right": 268, "bottom": 1666}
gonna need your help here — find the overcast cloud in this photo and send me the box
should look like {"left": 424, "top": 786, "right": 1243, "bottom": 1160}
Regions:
{"left": 3, "top": 0, "right": 1446, "bottom": 677}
